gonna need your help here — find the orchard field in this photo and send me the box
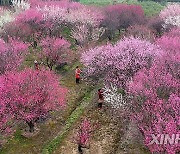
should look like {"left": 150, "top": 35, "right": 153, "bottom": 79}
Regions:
{"left": 0, "top": 0, "right": 179, "bottom": 154}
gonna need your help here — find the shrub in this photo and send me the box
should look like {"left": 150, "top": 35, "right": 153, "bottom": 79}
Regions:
{"left": 100, "top": 4, "right": 145, "bottom": 40}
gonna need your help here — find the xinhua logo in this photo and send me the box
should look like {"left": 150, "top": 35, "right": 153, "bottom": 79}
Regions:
{"left": 149, "top": 134, "right": 180, "bottom": 145}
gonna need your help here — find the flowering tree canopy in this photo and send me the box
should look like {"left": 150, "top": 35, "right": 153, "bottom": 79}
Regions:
{"left": 160, "top": 4, "right": 180, "bottom": 28}
{"left": 39, "top": 4, "right": 104, "bottom": 45}
{"left": 156, "top": 28, "right": 180, "bottom": 79}
{"left": 76, "top": 119, "right": 91, "bottom": 147}
{"left": 40, "top": 37, "right": 70, "bottom": 70}
{"left": 0, "top": 69, "right": 67, "bottom": 133}
{"left": 100, "top": 4, "right": 144, "bottom": 40}
{"left": 81, "top": 37, "right": 162, "bottom": 88}
{"left": 128, "top": 64, "right": 180, "bottom": 154}
{"left": 0, "top": 38, "right": 29, "bottom": 74}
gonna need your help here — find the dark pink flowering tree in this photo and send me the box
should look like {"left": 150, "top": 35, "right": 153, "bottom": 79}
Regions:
{"left": 76, "top": 119, "right": 91, "bottom": 154}
{"left": 81, "top": 37, "right": 162, "bottom": 88}
{"left": 100, "top": 4, "right": 145, "bottom": 40}
{"left": 126, "top": 29, "right": 180, "bottom": 154}
{"left": 156, "top": 29, "right": 180, "bottom": 79}
{"left": 40, "top": 37, "right": 70, "bottom": 70}
{"left": 128, "top": 64, "right": 180, "bottom": 154}
{"left": 0, "top": 69, "right": 67, "bottom": 133}
{"left": 12, "top": 8, "right": 53, "bottom": 44}
{"left": 0, "top": 38, "right": 29, "bottom": 74}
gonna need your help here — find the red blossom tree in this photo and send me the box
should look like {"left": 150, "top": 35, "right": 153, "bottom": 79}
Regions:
{"left": 156, "top": 28, "right": 180, "bottom": 79}
{"left": 6, "top": 8, "right": 53, "bottom": 44}
{"left": 0, "top": 69, "right": 67, "bottom": 133}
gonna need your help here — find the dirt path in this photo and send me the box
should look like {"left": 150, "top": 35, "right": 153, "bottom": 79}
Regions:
{"left": 54, "top": 105, "right": 122, "bottom": 154}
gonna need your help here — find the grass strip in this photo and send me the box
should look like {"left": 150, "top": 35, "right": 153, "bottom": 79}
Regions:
{"left": 42, "top": 89, "right": 94, "bottom": 154}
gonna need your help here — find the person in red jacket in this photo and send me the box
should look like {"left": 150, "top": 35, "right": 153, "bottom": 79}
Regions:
{"left": 75, "top": 66, "right": 81, "bottom": 84}
{"left": 98, "top": 89, "right": 104, "bottom": 109}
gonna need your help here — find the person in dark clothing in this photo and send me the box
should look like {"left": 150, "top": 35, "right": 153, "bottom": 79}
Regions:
{"left": 34, "top": 60, "right": 39, "bottom": 70}
{"left": 98, "top": 89, "right": 104, "bottom": 109}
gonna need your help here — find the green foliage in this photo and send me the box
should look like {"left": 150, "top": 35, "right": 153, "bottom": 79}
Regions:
{"left": 80, "top": 0, "right": 126, "bottom": 6}
{"left": 0, "top": 0, "right": 12, "bottom": 5}
{"left": 80, "top": 0, "right": 164, "bottom": 16}
{"left": 125, "top": 0, "right": 164, "bottom": 16}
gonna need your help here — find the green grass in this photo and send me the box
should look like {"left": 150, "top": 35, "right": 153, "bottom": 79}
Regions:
{"left": 80, "top": 0, "right": 126, "bottom": 6}
{"left": 0, "top": 61, "right": 91, "bottom": 154}
{"left": 80, "top": 0, "right": 164, "bottom": 17}
{"left": 124, "top": 0, "right": 164, "bottom": 17}
{"left": 42, "top": 88, "right": 94, "bottom": 154}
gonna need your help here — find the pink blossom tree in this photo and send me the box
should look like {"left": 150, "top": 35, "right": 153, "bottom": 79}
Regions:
{"left": 76, "top": 119, "right": 91, "bottom": 154}
{"left": 125, "top": 25, "right": 155, "bottom": 41}
{"left": 39, "top": 4, "right": 104, "bottom": 46}
{"left": 160, "top": 4, "right": 180, "bottom": 28}
{"left": 0, "top": 38, "right": 29, "bottom": 74}
{"left": 156, "top": 29, "right": 180, "bottom": 79}
{"left": 126, "top": 30, "right": 180, "bottom": 153}
{"left": 100, "top": 4, "right": 145, "bottom": 40}
{"left": 81, "top": 37, "right": 162, "bottom": 88}
{"left": 12, "top": 8, "right": 53, "bottom": 44}
{"left": 39, "top": 37, "right": 70, "bottom": 70}
{"left": 0, "top": 68, "right": 67, "bottom": 133}
{"left": 128, "top": 63, "right": 180, "bottom": 154}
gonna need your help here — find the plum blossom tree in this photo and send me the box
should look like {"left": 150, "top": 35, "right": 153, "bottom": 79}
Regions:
{"left": 126, "top": 30, "right": 180, "bottom": 153}
{"left": 40, "top": 37, "right": 70, "bottom": 70}
{"left": 156, "top": 29, "right": 180, "bottom": 79}
{"left": 128, "top": 64, "right": 180, "bottom": 154}
{"left": 13, "top": 8, "right": 53, "bottom": 43}
{"left": 160, "top": 4, "right": 180, "bottom": 28}
{"left": 103, "top": 84, "right": 127, "bottom": 110}
{"left": 100, "top": 4, "right": 145, "bottom": 40}
{"left": 76, "top": 119, "right": 91, "bottom": 154}
{"left": 81, "top": 37, "right": 163, "bottom": 88}
{"left": 11, "top": 0, "right": 30, "bottom": 13}
{"left": 39, "top": 4, "right": 104, "bottom": 45}
{"left": 0, "top": 38, "right": 29, "bottom": 74}
{"left": 0, "top": 69, "right": 67, "bottom": 133}
{"left": 125, "top": 25, "right": 155, "bottom": 41}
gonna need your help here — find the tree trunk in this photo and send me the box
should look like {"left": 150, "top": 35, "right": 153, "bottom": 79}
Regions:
{"left": 78, "top": 144, "right": 83, "bottom": 154}
{"left": 26, "top": 121, "right": 35, "bottom": 133}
